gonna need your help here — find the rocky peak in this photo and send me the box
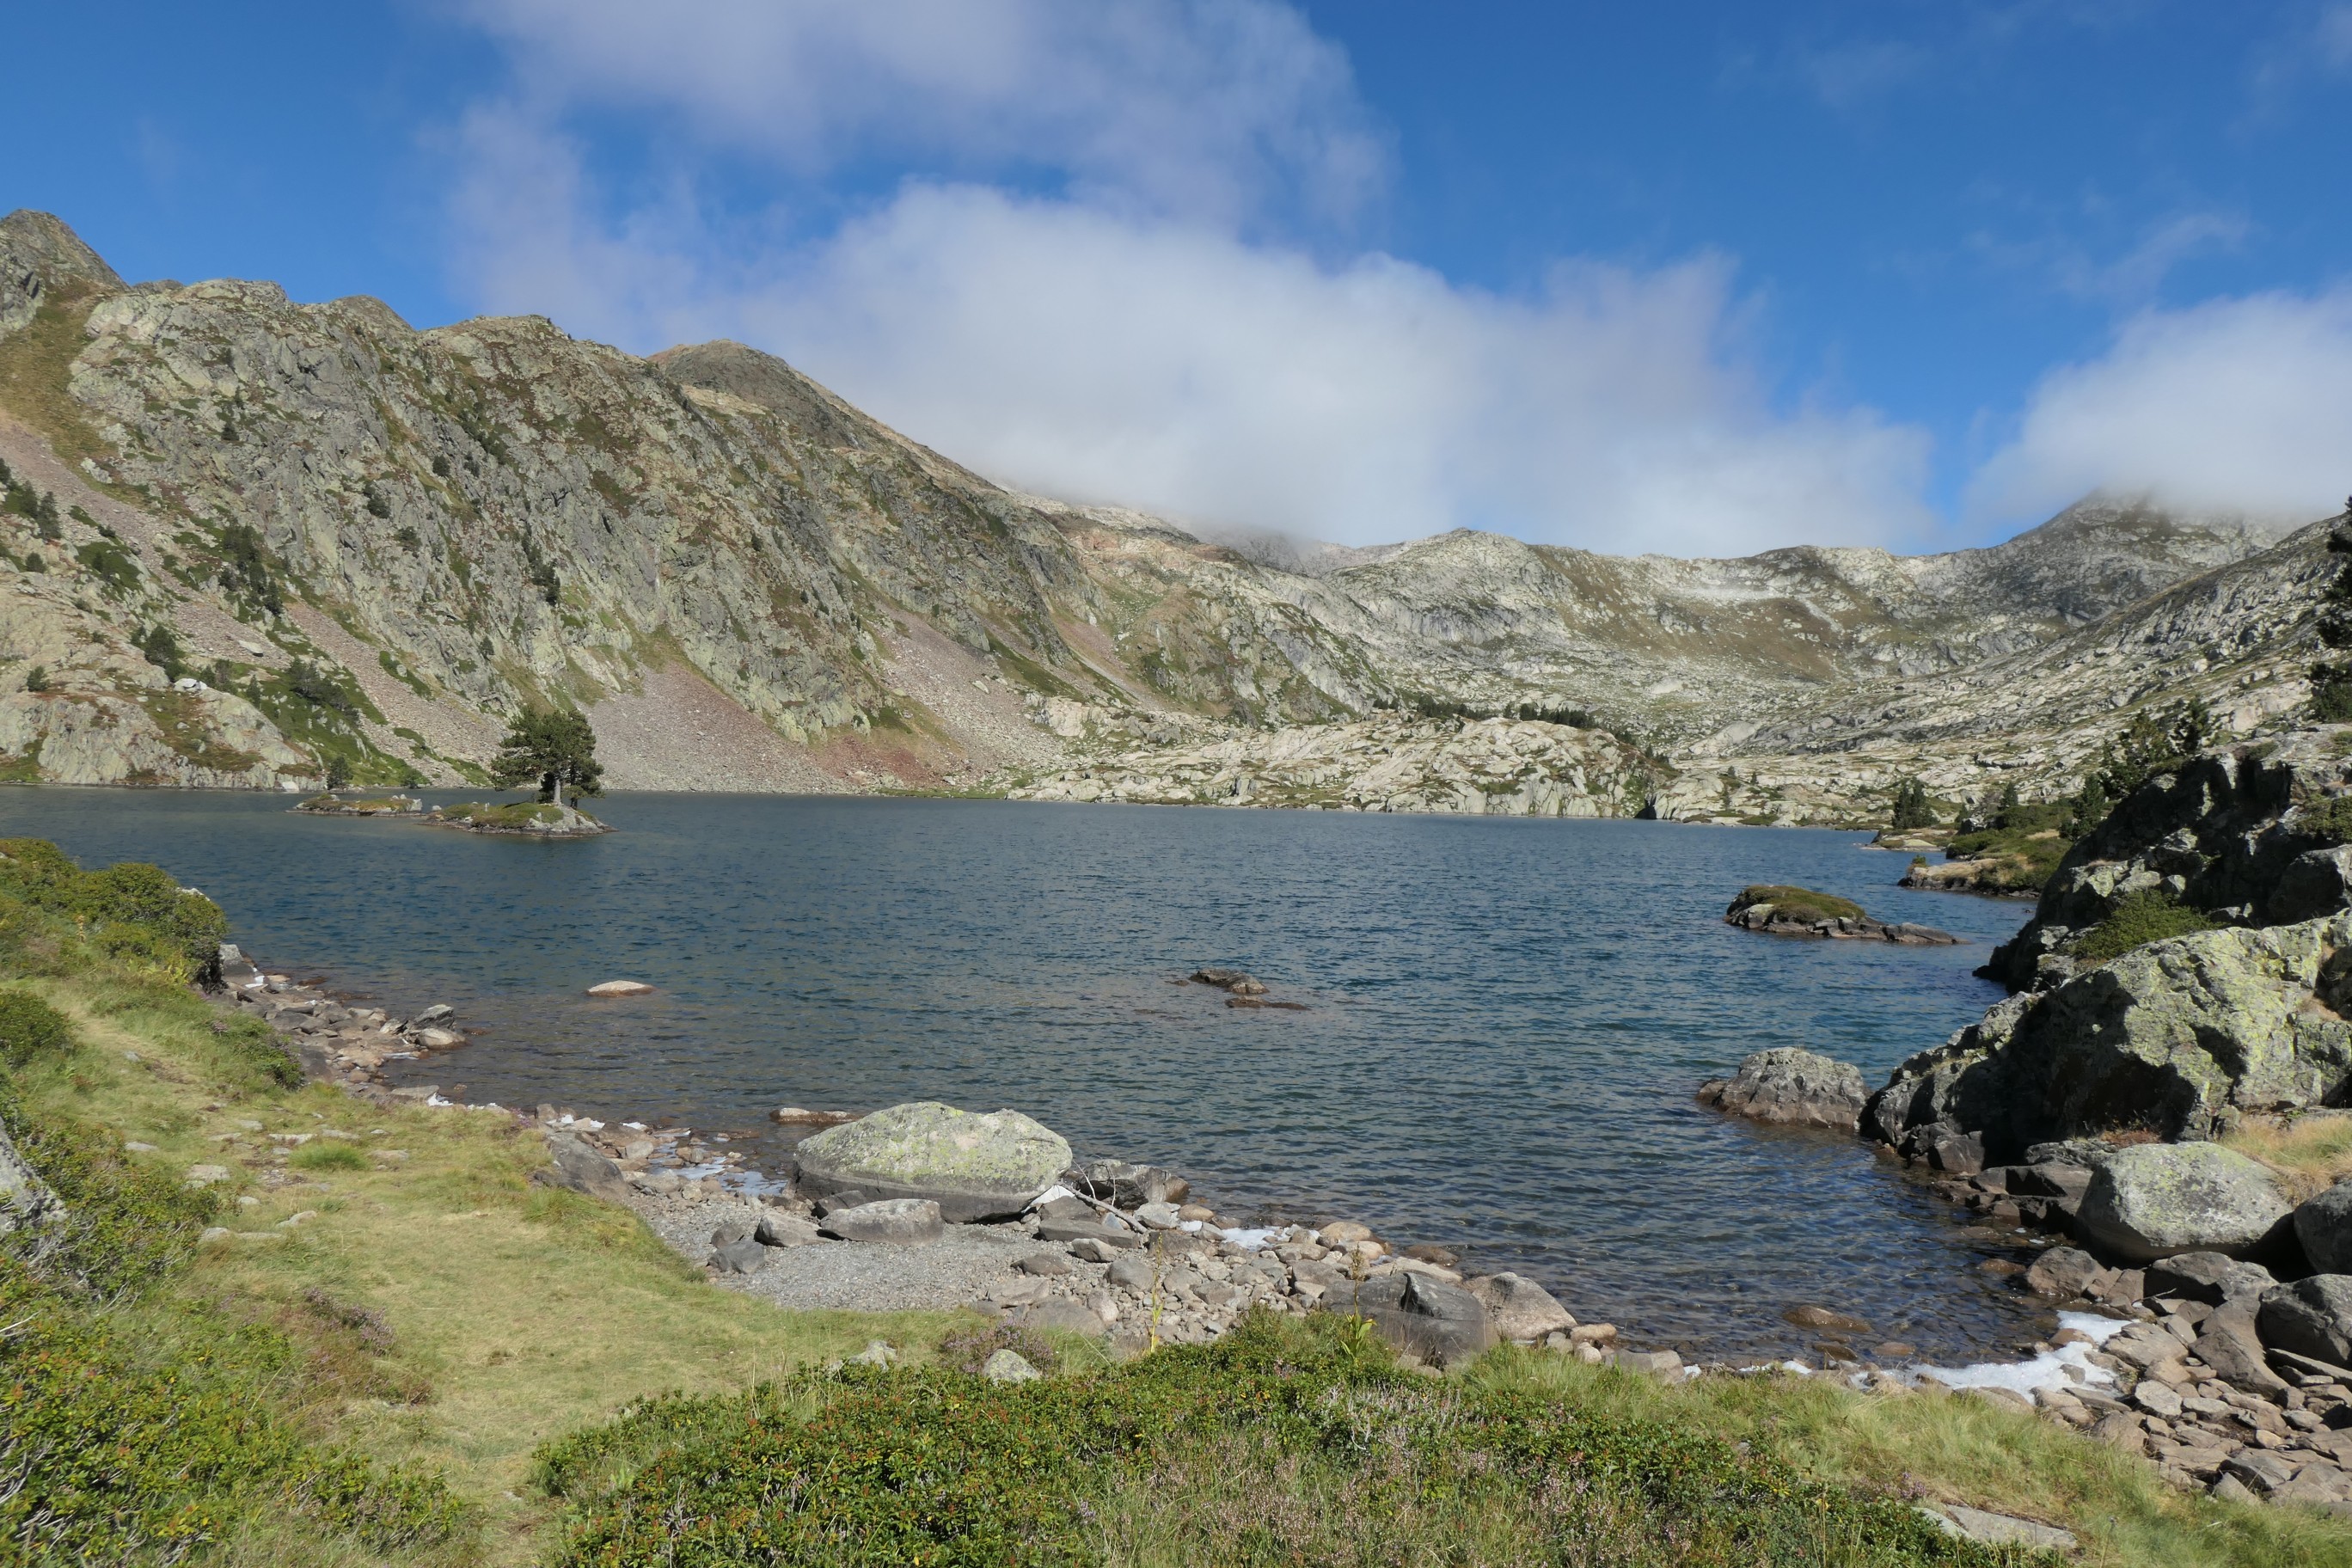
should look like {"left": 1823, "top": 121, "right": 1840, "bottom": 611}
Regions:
{"left": 0, "top": 210, "right": 125, "bottom": 335}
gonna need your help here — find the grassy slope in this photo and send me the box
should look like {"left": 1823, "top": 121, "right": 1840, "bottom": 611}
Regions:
{"left": 8, "top": 847, "right": 2352, "bottom": 1565}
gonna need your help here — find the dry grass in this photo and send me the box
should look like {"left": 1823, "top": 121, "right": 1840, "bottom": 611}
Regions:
{"left": 2225, "top": 1112, "right": 2352, "bottom": 1199}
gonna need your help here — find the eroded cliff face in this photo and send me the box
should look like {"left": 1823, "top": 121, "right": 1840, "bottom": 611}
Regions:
{"left": 0, "top": 209, "right": 2324, "bottom": 811}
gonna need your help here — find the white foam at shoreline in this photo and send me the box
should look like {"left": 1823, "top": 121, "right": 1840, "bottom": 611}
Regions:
{"left": 1901, "top": 1311, "right": 2128, "bottom": 1405}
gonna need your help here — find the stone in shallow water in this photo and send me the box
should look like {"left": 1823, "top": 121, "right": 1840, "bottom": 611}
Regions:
{"left": 1695, "top": 1048, "right": 1867, "bottom": 1131}
{"left": 1464, "top": 1272, "right": 1575, "bottom": 1341}
{"left": 585, "top": 979, "right": 654, "bottom": 997}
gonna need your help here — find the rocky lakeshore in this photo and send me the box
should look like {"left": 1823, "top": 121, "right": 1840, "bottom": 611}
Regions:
{"left": 1696, "top": 726, "right": 2352, "bottom": 1514}
{"left": 292, "top": 793, "right": 611, "bottom": 836}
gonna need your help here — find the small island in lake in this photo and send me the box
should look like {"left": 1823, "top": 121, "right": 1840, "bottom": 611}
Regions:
{"left": 1724, "top": 885, "right": 1958, "bottom": 945}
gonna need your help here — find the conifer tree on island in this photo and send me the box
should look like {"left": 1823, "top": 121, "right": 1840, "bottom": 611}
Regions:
{"left": 489, "top": 708, "right": 603, "bottom": 809}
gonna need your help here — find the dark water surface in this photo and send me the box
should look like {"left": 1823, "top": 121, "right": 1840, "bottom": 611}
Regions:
{"left": 0, "top": 788, "right": 2053, "bottom": 1361}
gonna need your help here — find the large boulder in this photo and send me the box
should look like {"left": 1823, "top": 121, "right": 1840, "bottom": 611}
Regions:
{"left": 2257, "top": 1276, "right": 2352, "bottom": 1368}
{"left": 793, "top": 1102, "right": 1071, "bottom": 1222}
{"left": 542, "top": 1130, "right": 630, "bottom": 1201}
{"left": 1865, "top": 915, "right": 2352, "bottom": 1161}
{"left": 2294, "top": 1179, "right": 2352, "bottom": 1275}
{"left": 2073, "top": 1143, "right": 2294, "bottom": 1264}
{"left": 1984, "top": 734, "right": 2352, "bottom": 993}
{"left": 1463, "top": 1272, "right": 1576, "bottom": 1341}
{"left": 1322, "top": 1271, "right": 1496, "bottom": 1368}
{"left": 2144, "top": 1251, "right": 2276, "bottom": 1309}
{"left": 1696, "top": 1049, "right": 1867, "bottom": 1132}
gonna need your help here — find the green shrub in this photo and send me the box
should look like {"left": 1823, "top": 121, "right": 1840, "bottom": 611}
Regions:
{"left": 2073, "top": 891, "right": 2220, "bottom": 965}
{"left": 291, "top": 1139, "right": 368, "bottom": 1172}
{"left": 1889, "top": 776, "right": 1936, "bottom": 830}
{"left": 0, "top": 839, "right": 229, "bottom": 983}
{"left": 2300, "top": 792, "right": 2352, "bottom": 846}
{"left": 536, "top": 1314, "right": 2010, "bottom": 1567}
{"left": 0, "top": 989, "right": 70, "bottom": 1067}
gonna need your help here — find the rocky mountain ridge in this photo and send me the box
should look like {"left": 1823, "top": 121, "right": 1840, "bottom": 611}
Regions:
{"left": 0, "top": 210, "right": 2321, "bottom": 815}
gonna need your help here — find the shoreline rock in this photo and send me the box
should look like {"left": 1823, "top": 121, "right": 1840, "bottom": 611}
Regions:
{"left": 1697, "top": 1048, "right": 1868, "bottom": 1132}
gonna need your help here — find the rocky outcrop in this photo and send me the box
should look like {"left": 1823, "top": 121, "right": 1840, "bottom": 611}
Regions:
{"left": 1985, "top": 731, "right": 2352, "bottom": 991}
{"left": 793, "top": 1101, "right": 1072, "bottom": 1222}
{"left": 1012, "top": 713, "right": 1663, "bottom": 817}
{"left": 1463, "top": 1271, "right": 1576, "bottom": 1342}
{"left": 1865, "top": 914, "right": 2352, "bottom": 1161}
{"left": 1696, "top": 1048, "right": 1868, "bottom": 1132}
{"left": 2073, "top": 1145, "right": 2295, "bottom": 1264}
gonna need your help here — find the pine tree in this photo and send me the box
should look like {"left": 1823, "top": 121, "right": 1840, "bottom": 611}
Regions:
{"left": 1890, "top": 777, "right": 1934, "bottom": 830}
{"left": 488, "top": 709, "right": 603, "bottom": 807}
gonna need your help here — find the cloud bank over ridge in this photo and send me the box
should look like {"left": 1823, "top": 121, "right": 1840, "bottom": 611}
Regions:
{"left": 444, "top": 1, "right": 2352, "bottom": 555}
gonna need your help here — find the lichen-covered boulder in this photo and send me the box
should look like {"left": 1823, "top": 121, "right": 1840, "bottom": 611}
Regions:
{"left": 2294, "top": 1179, "right": 2352, "bottom": 1275}
{"left": 1464, "top": 1271, "right": 1576, "bottom": 1341}
{"left": 793, "top": 1101, "right": 1071, "bottom": 1222}
{"left": 2257, "top": 1276, "right": 2352, "bottom": 1367}
{"left": 2073, "top": 1143, "right": 2294, "bottom": 1264}
{"left": 1697, "top": 1048, "right": 1867, "bottom": 1132}
{"left": 1865, "top": 914, "right": 2352, "bottom": 1161}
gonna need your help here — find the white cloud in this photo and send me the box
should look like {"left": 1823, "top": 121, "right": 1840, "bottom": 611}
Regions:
{"left": 456, "top": 0, "right": 1382, "bottom": 229}
{"left": 441, "top": 1, "right": 1936, "bottom": 555}
{"left": 1969, "top": 287, "right": 2352, "bottom": 524}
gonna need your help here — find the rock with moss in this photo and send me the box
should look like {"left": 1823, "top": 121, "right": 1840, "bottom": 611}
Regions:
{"left": 2073, "top": 1143, "right": 2294, "bottom": 1263}
{"left": 793, "top": 1101, "right": 1072, "bottom": 1222}
{"left": 1697, "top": 1048, "right": 1868, "bottom": 1131}
{"left": 1985, "top": 732, "right": 2352, "bottom": 992}
{"left": 1866, "top": 912, "right": 2352, "bottom": 1161}
{"left": 1723, "top": 887, "right": 1957, "bottom": 944}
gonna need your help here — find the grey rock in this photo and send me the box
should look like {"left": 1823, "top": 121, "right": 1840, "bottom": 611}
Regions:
{"left": 2209, "top": 1473, "right": 2259, "bottom": 1506}
{"left": 793, "top": 1102, "right": 1071, "bottom": 1222}
{"left": 1038, "top": 1216, "right": 1143, "bottom": 1250}
{"left": 2005, "top": 1161, "right": 2095, "bottom": 1198}
{"left": 1014, "top": 1252, "right": 1074, "bottom": 1277}
{"left": 1106, "top": 1255, "right": 1156, "bottom": 1294}
{"left": 1008, "top": 1296, "right": 1110, "bottom": 1338}
{"left": 754, "top": 1211, "right": 823, "bottom": 1247}
{"left": 1068, "top": 1237, "right": 1125, "bottom": 1264}
{"left": 0, "top": 1115, "right": 62, "bottom": 1236}
{"left": 2073, "top": 1143, "right": 2293, "bottom": 1264}
{"left": 1321, "top": 1271, "right": 1495, "bottom": 1368}
{"left": 708, "top": 1237, "right": 769, "bottom": 1274}
{"left": 2294, "top": 1179, "right": 2352, "bottom": 1275}
{"left": 983, "top": 1349, "right": 1040, "bottom": 1383}
{"left": 1919, "top": 1505, "right": 2077, "bottom": 1553}
{"left": 1608, "top": 1349, "right": 1685, "bottom": 1378}
{"left": 710, "top": 1218, "right": 756, "bottom": 1248}
{"left": 2223, "top": 1449, "right": 2301, "bottom": 1494}
{"left": 543, "top": 1130, "right": 630, "bottom": 1201}
{"left": 2024, "top": 1246, "right": 2109, "bottom": 1299}
{"left": 818, "top": 1197, "right": 945, "bottom": 1246}
{"left": 2145, "top": 1251, "right": 2276, "bottom": 1308}
{"left": 1694, "top": 1048, "right": 1867, "bottom": 1132}
{"left": 2258, "top": 1275, "right": 2352, "bottom": 1368}
{"left": 2190, "top": 1308, "right": 2290, "bottom": 1398}
{"left": 1462, "top": 1271, "right": 1576, "bottom": 1341}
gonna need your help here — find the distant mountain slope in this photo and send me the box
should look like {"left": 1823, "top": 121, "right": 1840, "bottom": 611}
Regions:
{"left": 0, "top": 211, "right": 2315, "bottom": 807}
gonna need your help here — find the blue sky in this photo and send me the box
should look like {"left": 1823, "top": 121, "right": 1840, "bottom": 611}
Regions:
{"left": 4, "top": 3, "right": 2349, "bottom": 555}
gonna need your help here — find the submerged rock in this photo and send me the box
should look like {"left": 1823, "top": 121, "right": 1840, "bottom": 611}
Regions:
{"left": 2073, "top": 1143, "right": 2293, "bottom": 1264}
{"left": 1696, "top": 1048, "right": 1867, "bottom": 1132}
{"left": 794, "top": 1102, "right": 1072, "bottom": 1222}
